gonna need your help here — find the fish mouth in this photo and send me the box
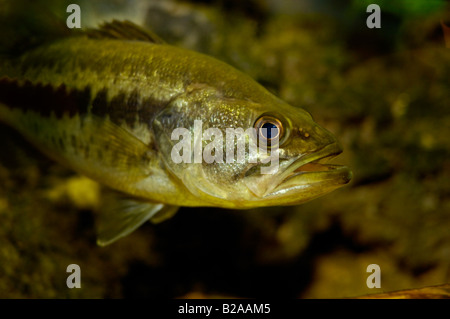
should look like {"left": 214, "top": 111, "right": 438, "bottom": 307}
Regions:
{"left": 266, "top": 143, "right": 352, "bottom": 201}
{"left": 279, "top": 143, "right": 346, "bottom": 183}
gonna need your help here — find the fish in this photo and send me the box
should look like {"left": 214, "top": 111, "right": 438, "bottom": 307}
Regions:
{"left": 0, "top": 8, "right": 352, "bottom": 245}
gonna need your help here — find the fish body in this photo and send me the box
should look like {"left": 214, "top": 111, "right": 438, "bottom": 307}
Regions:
{"left": 0, "top": 20, "right": 351, "bottom": 244}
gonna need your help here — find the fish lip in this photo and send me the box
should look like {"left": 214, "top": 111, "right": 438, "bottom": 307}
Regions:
{"left": 242, "top": 142, "right": 350, "bottom": 199}
{"left": 260, "top": 142, "right": 351, "bottom": 201}
{"left": 276, "top": 142, "right": 344, "bottom": 185}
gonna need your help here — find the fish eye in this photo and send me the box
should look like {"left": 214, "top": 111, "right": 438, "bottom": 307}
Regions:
{"left": 254, "top": 115, "right": 284, "bottom": 146}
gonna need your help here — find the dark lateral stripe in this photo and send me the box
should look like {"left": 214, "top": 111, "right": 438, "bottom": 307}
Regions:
{"left": 0, "top": 77, "right": 170, "bottom": 128}
{"left": 91, "top": 87, "right": 170, "bottom": 128}
{"left": 0, "top": 78, "right": 90, "bottom": 118}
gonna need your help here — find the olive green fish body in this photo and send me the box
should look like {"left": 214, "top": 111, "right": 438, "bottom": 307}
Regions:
{"left": 0, "top": 21, "right": 352, "bottom": 245}
{"left": 0, "top": 35, "right": 278, "bottom": 204}
{"left": 0, "top": 38, "right": 184, "bottom": 204}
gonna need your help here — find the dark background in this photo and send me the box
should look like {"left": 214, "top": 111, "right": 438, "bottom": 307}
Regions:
{"left": 0, "top": 0, "right": 449, "bottom": 298}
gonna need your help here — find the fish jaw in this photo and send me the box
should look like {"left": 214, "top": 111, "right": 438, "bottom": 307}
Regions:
{"left": 243, "top": 142, "right": 352, "bottom": 207}
{"left": 265, "top": 163, "right": 352, "bottom": 205}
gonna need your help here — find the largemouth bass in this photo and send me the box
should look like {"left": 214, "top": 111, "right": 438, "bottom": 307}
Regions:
{"left": 0, "top": 13, "right": 352, "bottom": 245}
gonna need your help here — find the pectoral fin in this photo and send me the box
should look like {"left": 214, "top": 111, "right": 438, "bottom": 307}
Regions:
{"left": 97, "top": 191, "right": 178, "bottom": 246}
{"left": 149, "top": 205, "right": 179, "bottom": 224}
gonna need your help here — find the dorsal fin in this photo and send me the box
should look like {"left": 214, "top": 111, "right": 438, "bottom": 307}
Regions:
{"left": 85, "top": 20, "right": 165, "bottom": 44}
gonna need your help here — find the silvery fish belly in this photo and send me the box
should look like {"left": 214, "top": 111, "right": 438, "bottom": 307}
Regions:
{"left": 0, "top": 20, "right": 352, "bottom": 245}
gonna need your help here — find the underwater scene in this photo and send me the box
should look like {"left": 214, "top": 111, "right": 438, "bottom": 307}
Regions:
{"left": 0, "top": 0, "right": 449, "bottom": 298}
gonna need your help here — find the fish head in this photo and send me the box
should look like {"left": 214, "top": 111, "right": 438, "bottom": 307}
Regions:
{"left": 238, "top": 100, "right": 353, "bottom": 208}
{"left": 153, "top": 84, "right": 352, "bottom": 208}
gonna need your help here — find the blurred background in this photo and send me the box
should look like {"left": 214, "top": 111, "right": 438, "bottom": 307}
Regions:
{"left": 0, "top": 0, "right": 449, "bottom": 298}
